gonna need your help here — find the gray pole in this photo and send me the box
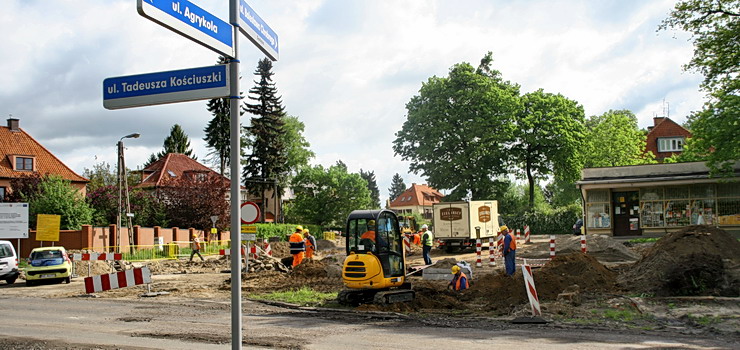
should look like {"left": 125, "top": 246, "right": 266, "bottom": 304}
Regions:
{"left": 117, "top": 141, "right": 123, "bottom": 254}
{"left": 229, "top": 1, "right": 242, "bottom": 348}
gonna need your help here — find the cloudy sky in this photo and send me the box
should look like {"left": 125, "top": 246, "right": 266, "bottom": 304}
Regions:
{"left": 1, "top": 0, "right": 703, "bottom": 203}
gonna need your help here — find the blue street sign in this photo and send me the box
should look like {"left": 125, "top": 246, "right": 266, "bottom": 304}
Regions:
{"left": 103, "top": 64, "right": 230, "bottom": 110}
{"left": 137, "top": 0, "right": 234, "bottom": 57}
{"left": 236, "top": 0, "right": 279, "bottom": 61}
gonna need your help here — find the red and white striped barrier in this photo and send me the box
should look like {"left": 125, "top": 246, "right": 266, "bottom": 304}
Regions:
{"left": 84, "top": 267, "right": 151, "bottom": 294}
{"left": 521, "top": 264, "right": 542, "bottom": 316}
{"left": 549, "top": 235, "right": 556, "bottom": 259}
{"left": 516, "top": 229, "right": 521, "bottom": 241}
{"left": 475, "top": 239, "right": 482, "bottom": 268}
{"left": 263, "top": 242, "right": 272, "bottom": 257}
{"left": 497, "top": 232, "right": 505, "bottom": 257}
{"left": 581, "top": 234, "right": 587, "bottom": 253}
{"left": 403, "top": 236, "right": 411, "bottom": 253}
{"left": 219, "top": 247, "right": 247, "bottom": 256}
{"left": 524, "top": 225, "right": 531, "bottom": 243}
{"left": 249, "top": 244, "right": 259, "bottom": 259}
{"left": 72, "top": 253, "right": 122, "bottom": 261}
{"left": 488, "top": 237, "right": 495, "bottom": 266}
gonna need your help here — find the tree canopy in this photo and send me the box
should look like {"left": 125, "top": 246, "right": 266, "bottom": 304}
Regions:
{"left": 360, "top": 169, "right": 381, "bottom": 209}
{"left": 393, "top": 53, "right": 520, "bottom": 200}
{"left": 158, "top": 124, "right": 197, "bottom": 160}
{"left": 583, "top": 110, "right": 655, "bottom": 168}
{"left": 388, "top": 173, "right": 407, "bottom": 202}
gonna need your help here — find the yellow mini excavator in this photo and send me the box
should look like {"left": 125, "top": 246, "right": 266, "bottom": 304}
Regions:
{"left": 338, "top": 209, "right": 415, "bottom": 306}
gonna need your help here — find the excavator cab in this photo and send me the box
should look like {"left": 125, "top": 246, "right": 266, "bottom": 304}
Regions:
{"left": 339, "top": 210, "right": 414, "bottom": 305}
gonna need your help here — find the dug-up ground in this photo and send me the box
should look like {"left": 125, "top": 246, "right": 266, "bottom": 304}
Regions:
{"left": 17, "top": 225, "right": 740, "bottom": 339}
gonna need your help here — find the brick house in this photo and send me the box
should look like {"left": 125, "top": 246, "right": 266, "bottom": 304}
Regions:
{"left": 388, "top": 183, "right": 444, "bottom": 220}
{"left": 645, "top": 117, "right": 692, "bottom": 161}
{"left": 0, "top": 118, "right": 87, "bottom": 200}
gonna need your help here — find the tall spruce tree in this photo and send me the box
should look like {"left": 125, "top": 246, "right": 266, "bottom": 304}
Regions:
{"left": 243, "top": 58, "right": 289, "bottom": 221}
{"left": 204, "top": 57, "right": 236, "bottom": 176}
{"left": 388, "top": 173, "right": 407, "bottom": 201}
{"left": 157, "top": 124, "right": 197, "bottom": 160}
{"left": 360, "top": 169, "right": 381, "bottom": 209}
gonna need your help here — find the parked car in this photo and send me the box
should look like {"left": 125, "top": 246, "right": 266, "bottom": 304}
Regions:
{"left": 0, "top": 240, "right": 20, "bottom": 284}
{"left": 572, "top": 218, "right": 584, "bottom": 235}
{"left": 25, "top": 247, "right": 72, "bottom": 286}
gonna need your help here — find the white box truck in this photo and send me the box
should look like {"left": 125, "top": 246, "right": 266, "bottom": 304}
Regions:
{"left": 433, "top": 200, "right": 503, "bottom": 252}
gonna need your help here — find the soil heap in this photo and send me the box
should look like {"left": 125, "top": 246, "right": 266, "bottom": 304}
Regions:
{"left": 239, "top": 257, "right": 343, "bottom": 294}
{"left": 619, "top": 225, "right": 740, "bottom": 297}
{"left": 518, "top": 235, "right": 638, "bottom": 262}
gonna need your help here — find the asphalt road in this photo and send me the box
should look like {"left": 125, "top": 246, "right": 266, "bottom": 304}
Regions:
{"left": 0, "top": 296, "right": 737, "bottom": 350}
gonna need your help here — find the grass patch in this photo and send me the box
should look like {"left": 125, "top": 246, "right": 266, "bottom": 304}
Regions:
{"left": 249, "top": 287, "right": 338, "bottom": 307}
{"left": 627, "top": 237, "right": 659, "bottom": 244}
{"left": 689, "top": 314, "right": 721, "bottom": 326}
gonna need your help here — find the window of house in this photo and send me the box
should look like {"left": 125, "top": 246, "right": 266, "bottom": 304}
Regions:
{"left": 15, "top": 156, "right": 34, "bottom": 171}
{"left": 717, "top": 182, "right": 740, "bottom": 225}
{"left": 167, "top": 170, "right": 177, "bottom": 177}
{"left": 585, "top": 189, "right": 610, "bottom": 228}
{"left": 657, "top": 137, "right": 685, "bottom": 152}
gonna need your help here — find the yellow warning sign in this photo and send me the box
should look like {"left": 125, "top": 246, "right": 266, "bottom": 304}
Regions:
{"left": 241, "top": 225, "right": 257, "bottom": 233}
{"left": 36, "top": 214, "right": 61, "bottom": 242}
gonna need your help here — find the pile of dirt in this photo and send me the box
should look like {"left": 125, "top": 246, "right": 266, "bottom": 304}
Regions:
{"left": 235, "top": 257, "right": 344, "bottom": 294}
{"left": 518, "top": 235, "right": 638, "bottom": 262}
{"left": 269, "top": 242, "right": 291, "bottom": 258}
{"left": 146, "top": 258, "right": 229, "bottom": 274}
{"left": 619, "top": 225, "right": 740, "bottom": 297}
{"left": 247, "top": 254, "right": 290, "bottom": 273}
{"left": 72, "top": 260, "right": 115, "bottom": 277}
{"left": 462, "top": 253, "right": 618, "bottom": 313}
{"left": 430, "top": 258, "right": 459, "bottom": 269}
{"left": 291, "top": 259, "right": 330, "bottom": 278}
{"left": 411, "top": 280, "right": 468, "bottom": 310}
{"left": 316, "top": 239, "right": 336, "bottom": 251}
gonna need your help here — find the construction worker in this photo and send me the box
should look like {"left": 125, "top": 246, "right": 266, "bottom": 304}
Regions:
{"left": 189, "top": 233, "right": 204, "bottom": 262}
{"left": 360, "top": 220, "right": 387, "bottom": 251}
{"left": 503, "top": 227, "right": 517, "bottom": 276}
{"left": 289, "top": 225, "right": 306, "bottom": 268}
{"left": 303, "top": 228, "right": 317, "bottom": 260}
{"left": 412, "top": 229, "right": 421, "bottom": 246}
{"left": 421, "top": 224, "right": 433, "bottom": 265}
{"left": 448, "top": 265, "right": 469, "bottom": 291}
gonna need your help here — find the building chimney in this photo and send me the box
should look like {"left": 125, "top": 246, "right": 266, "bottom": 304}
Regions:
{"left": 653, "top": 117, "right": 666, "bottom": 127}
{"left": 7, "top": 118, "right": 19, "bottom": 131}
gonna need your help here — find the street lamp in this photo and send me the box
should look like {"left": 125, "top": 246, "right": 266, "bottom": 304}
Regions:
{"left": 117, "top": 133, "right": 140, "bottom": 253}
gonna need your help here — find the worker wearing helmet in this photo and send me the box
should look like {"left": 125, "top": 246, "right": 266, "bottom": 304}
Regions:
{"left": 421, "top": 224, "right": 433, "bottom": 265}
{"left": 360, "top": 220, "right": 377, "bottom": 242}
{"left": 448, "top": 265, "right": 469, "bottom": 291}
{"left": 289, "top": 225, "right": 306, "bottom": 267}
{"left": 189, "top": 233, "right": 204, "bottom": 262}
{"left": 303, "top": 228, "right": 317, "bottom": 260}
{"left": 503, "top": 228, "right": 517, "bottom": 276}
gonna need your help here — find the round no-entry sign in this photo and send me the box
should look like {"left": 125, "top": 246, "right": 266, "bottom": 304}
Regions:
{"left": 240, "top": 201, "right": 260, "bottom": 224}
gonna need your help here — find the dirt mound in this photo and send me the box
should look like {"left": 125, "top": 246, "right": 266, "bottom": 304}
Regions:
{"left": 73, "top": 260, "right": 115, "bottom": 277}
{"left": 411, "top": 280, "right": 468, "bottom": 310}
{"left": 316, "top": 239, "right": 336, "bottom": 251}
{"left": 430, "top": 258, "right": 458, "bottom": 268}
{"left": 147, "top": 258, "right": 229, "bottom": 274}
{"left": 269, "top": 242, "right": 291, "bottom": 258}
{"left": 619, "top": 225, "right": 740, "bottom": 297}
{"left": 292, "top": 259, "right": 330, "bottom": 278}
{"left": 237, "top": 257, "right": 344, "bottom": 294}
{"left": 557, "top": 235, "right": 639, "bottom": 262}
{"left": 462, "top": 253, "right": 618, "bottom": 313}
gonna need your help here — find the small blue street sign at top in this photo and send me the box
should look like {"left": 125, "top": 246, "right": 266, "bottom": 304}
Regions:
{"left": 138, "top": 0, "right": 234, "bottom": 57}
{"left": 237, "top": 0, "right": 279, "bottom": 61}
{"left": 103, "top": 64, "right": 230, "bottom": 110}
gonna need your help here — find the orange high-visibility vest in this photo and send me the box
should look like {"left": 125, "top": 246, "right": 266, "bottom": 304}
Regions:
{"left": 454, "top": 272, "right": 469, "bottom": 290}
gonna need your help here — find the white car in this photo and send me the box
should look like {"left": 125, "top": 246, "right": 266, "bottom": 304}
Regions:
{"left": 0, "top": 240, "right": 20, "bottom": 284}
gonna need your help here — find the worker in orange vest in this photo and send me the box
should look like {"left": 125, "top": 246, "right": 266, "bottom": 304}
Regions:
{"left": 448, "top": 265, "right": 469, "bottom": 291}
{"left": 289, "top": 225, "right": 306, "bottom": 268}
{"left": 503, "top": 228, "right": 517, "bottom": 276}
{"left": 303, "top": 228, "right": 317, "bottom": 260}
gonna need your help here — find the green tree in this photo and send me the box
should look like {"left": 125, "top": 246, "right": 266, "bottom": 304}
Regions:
{"left": 393, "top": 53, "right": 520, "bottom": 200}
{"left": 388, "top": 173, "right": 407, "bottom": 201}
{"left": 204, "top": 56, "right": 242, "bottom": 176}
{"left": 360, "top": 169, "right": 381, "bottom": 209}
{"left": 156, "top": 124, "right": 197, "bottom": 160}
{"left": 510, "top": 89, "right": 586, "bottom": 208}
{"left": 82, "top": 162, "right": 116, "bottom": 193}
{"left": 289, "top": 164, "right": 372, "bottom": 227}
{"left": 281, "top": 115, "right": 315, "bottom": 176}
{"left": 243, "top": 58, "right": 289, "bottom": 220}
{"left": 583, "top": 110, "right": 655, "bottom": 167}
{"left": 660, "top": 0, "right": 739, "bottom": 174}
{"left": 20, "top": 175, "right": 93, "bottom": 230}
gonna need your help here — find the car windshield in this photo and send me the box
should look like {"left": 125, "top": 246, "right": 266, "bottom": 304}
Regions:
{"left": 0, "top": 244, "right": 13, "bottom": 258}
{"left": 31, "top": 250, "right": 63, "bottom": 260}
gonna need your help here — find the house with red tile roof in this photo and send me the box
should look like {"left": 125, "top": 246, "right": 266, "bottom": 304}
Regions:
{"left": 134, "top": 152, "right": 248, "bottom": 205}
{"left": 0, "top": 118, "right": 88, "bottom": 200}
{"left": 645, "top": 117, "right": 692, "bottom": 161}
{"left": 388, "top": 183, "right": 444, "bottom": 220}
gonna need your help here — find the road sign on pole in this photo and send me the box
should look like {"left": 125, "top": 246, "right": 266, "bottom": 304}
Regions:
{"left": 240, "top": 201, "right": 260, "bottom": 224}
{"left": 137, "top": 0, "right": 234, "bottom": 57}
{"left": 103, "top": 64, "right": 230, "bottom": 109}
{"left": 236, "top": 0, "right": 279, "bottom": 61}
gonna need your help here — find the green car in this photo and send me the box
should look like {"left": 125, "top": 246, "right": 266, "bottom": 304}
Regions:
{"left": 25, "top": 247, "right": 72, "bottom": 286}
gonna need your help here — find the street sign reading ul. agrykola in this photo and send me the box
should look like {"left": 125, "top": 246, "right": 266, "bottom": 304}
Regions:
{"left": 137, "top": 0, "right": 234, "bottom": 57}
{"left": 236, "top": 0, "right": 279, "bottom": 61}
{"left": 103, "top": 64, "right": 230, "bottom": 109}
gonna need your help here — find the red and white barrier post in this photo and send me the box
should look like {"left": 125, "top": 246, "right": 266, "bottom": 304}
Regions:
{"left": 581, "top": 234, "right": 587, "bottom": 253}
{"left": 475, "top": 238, "right": 482, "bottom": 268}
{"left": 249, "top": 244, "right": 258, "bottom": 259}
{"left": 403, "top": 236, "right": 411, "bottom": 253}
{"left": 263, "top": 242, "right": 272, "bottom": 257}
{"left": 84, "top": 267, "right": 152, "bottom": 294}
{"left": 516, "top": 229, "right": 521, "bottom": 241}
{"left": 524, "top": 225, "right": 531, "bottom": 244}
{"left": 549, "top": 235, "right": 556, "bottom": 259}
{"left": 521, "top": 264, "right": 542, "bottom": 316}
{"left": 488, "top": 237, "right": 495, "bottom": 266}
{"left": 71, "top": 253, "right": 123, "bottom": 261}
{"left": 497, "top": 232, "right": 505, "bottom": 257}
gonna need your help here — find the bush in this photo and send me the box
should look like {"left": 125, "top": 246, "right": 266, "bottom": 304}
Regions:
{"left": 254, "top": 223, "right": 324, "bottom": 241}
{"left": 501, "top": 203, "right": 581, "bottom": 235}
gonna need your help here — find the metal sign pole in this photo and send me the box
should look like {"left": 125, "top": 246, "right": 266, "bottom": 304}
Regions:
{"left": 229, "top": 1, "right": 242, "bottom": 348}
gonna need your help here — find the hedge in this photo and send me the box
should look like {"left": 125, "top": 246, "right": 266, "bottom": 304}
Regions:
{"left": 501, "top": 204, "right": 581, "bottom": 236}
{"left": 252, "top": 223, "right": 324, "bottom": 241}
